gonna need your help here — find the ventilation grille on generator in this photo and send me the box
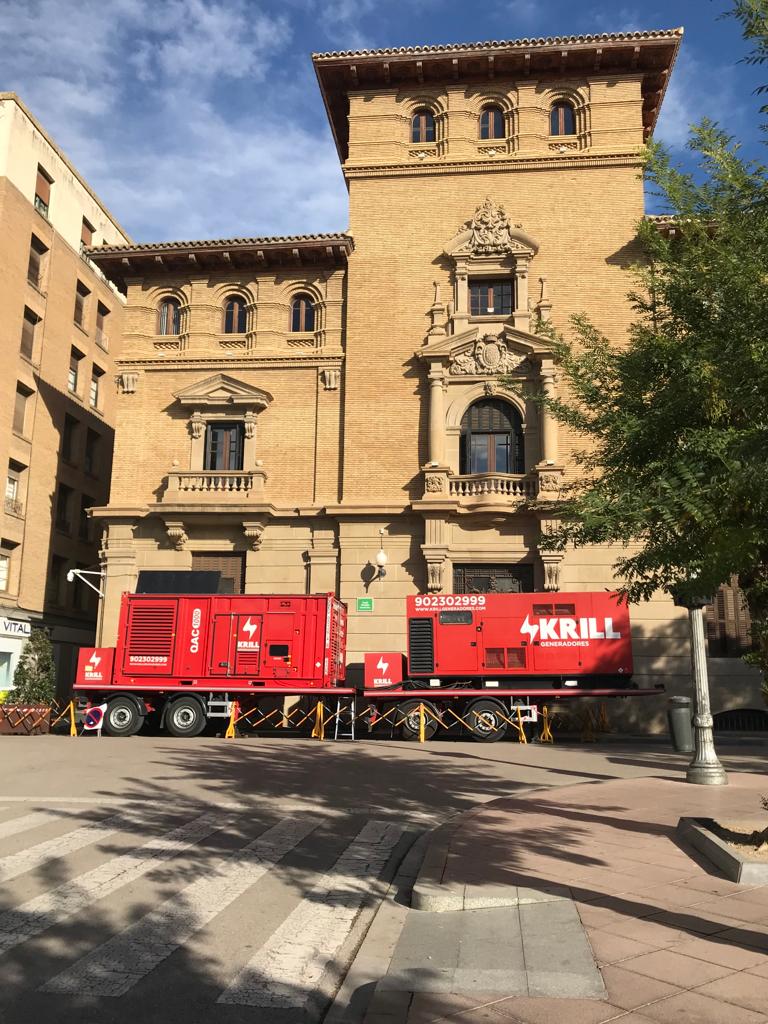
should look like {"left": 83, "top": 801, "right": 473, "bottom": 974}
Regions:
{"left": 126, "top": 604, "right": 176, "bottom": 661}
{"left": 408, "top": 617, "right": 435, "bottom": 674}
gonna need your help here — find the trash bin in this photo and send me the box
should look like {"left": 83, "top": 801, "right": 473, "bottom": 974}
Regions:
{"left": 667, "top": 695, "right": 694, "bottom": 753}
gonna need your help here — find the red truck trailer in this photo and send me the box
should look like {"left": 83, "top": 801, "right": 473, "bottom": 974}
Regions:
{"left": 74, "top": 592, "right": 347, "bottom": 736}
{"left": 74, "top": 589, "right": 657, "bottom": 740}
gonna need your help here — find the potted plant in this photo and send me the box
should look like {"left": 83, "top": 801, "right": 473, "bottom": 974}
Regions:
{"left": 0, "top": 629, "right": 56, "bottom": 735}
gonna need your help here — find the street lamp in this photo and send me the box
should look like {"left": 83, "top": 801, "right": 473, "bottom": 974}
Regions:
{"left": 671, "top": 582, "right": 727, "bottom": 786}
{"left": 375, "top": 529, "right": 388, "bottom": 581}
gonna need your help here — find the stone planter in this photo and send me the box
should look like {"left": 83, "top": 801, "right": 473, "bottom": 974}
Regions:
{"left": 678, "top": 816, "right": 768, "bottom": 884}
{"left": 0, "top": 704, "right": 52, "bottom": 736}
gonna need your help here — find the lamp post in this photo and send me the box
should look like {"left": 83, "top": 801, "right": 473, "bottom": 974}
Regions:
{"left": 672, "top": 586, "right": 728, "bottom": 787}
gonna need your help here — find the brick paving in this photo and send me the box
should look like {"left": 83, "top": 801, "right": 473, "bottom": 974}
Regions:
{"left": 381, "top": 775, "right": 768, "bottom": 1023}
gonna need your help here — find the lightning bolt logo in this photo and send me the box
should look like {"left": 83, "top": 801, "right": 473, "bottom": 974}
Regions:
{"left": 242, "top": 618, "right": 258, "bottom": 640}
{"left": 88, "top": 651, "right": 101, "bottom": 668}
{"left": 376, "top": 656, "right": 389, "bottom": 675}
{"left": 520, "top": 615, "right": 539, "bottom": 643}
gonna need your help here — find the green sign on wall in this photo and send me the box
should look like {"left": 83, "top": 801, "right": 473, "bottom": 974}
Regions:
{"left": 356, "top": 597, "right": 374, "bottom": 613}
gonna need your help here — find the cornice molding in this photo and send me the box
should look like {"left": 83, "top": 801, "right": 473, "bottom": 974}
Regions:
{"left": 115, "top": 354, "right": 345, "bottom": 371}
{"left": 344, "top": 151, "right": 644, "bottom": 179}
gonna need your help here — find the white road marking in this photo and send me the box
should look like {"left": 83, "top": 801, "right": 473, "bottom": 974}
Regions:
{"left": 0, "top": 812, "right": 224, "bottom": 955}
{"left": 0, "top": 810, "right": 62, "bottom": 840}
{"left": 0, "top": 812, "right": 129, "bottom": 883}
{"left": 42, "top": 816, "right": 319, "bottom": 997}
{"left": 218, "top": 820, "right": 403, "bottom": 1008}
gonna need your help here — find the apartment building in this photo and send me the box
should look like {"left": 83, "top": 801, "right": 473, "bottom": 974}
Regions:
{"left": 0, "top": 93, "right": 129, "bottom": 691}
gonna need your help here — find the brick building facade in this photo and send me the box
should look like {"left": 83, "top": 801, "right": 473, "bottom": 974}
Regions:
{"left": 0, "top": 94, "right": 128, "bottom": 691}
{"left": 87, "top": 29, "right": 761, "bottom": 729}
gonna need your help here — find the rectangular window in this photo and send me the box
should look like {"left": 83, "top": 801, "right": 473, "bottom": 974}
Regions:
{"left": 469, "top": 279, "right": 514, "bottom": 317}
{"left": 204, "top": 422, "right": 244, "bottom": 471}
{"left": 95, "top": 302, "right": 109, "bottom": 349}
{"left": 81, "top": 217, "right": 94, "bottom": 250}
{"left": 55, "top": 484, "right": 73, "bottom": 533}
{"left": 78, "top": 495, "right": 92, "bottom": 541}
{"left": 5, "top": 461, "right": 25, "bottom": 517}
{"left": 47, "top": 555, "right": 66, "bottom": 605}
{"left": 20, "top": 307, "right": 40, "bottom": 360}
{"left": 89, "top": 365, "right": 104, "bottom": 409}
{"left": 62, "top": 415, "right": 79, "bottom": 463}
{"left": 84, "top": 429, "right": 100, "bottom": 475}
{"left": 27, "top": 235, "right": 48, "bottom": 289}
{"left": 452, "top": 563, "right": 534, "bottom": 595}
{"left": 34, "top": 165, "right": 53, "bottom": 217}
{"left": 706, "top": 578, "right": 755, "bottom": 657}
{"left": 69, "top": 347, "right": 83, "bottom": 393}
{"left": 0, "top": 552, "right": 9, "bottom": 592}
{"left": 74, "top": 280, "right": 90, "bottom": 327}
{"left": 190, "top": 552, "right": 246, "bottom": 595}
{"left": 13, "top": 383, "right": 33, "bottom": 435}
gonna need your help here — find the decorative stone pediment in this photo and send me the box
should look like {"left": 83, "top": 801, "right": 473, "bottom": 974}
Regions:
{"left": 419, "top": 324, "right": 554, "bottom": 375}
{"left": 173, "top": 374, "right": 273, "bottom": 410}
{"left": 444, "top": 198, "right": 539, "bottom": 260}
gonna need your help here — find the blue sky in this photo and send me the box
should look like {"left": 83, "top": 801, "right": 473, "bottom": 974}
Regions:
{"left": 0, "top": 0, "right": 763, "bottom": 241}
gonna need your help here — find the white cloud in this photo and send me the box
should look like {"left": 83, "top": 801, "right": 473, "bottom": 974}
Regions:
{"left": 655, "top": 51, "right": 739, "bottom": 150}
{"left": 587, "top": 6, "right": 648, "bottom": 33}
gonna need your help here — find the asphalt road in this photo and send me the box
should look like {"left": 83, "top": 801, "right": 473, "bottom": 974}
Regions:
{"left": 0, "top": 734, "right": 764, "bottom": 1023}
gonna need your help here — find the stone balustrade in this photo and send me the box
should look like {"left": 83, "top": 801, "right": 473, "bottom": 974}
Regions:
{"left": 448, "top": 473, "right": 539, "bottom": 499}
{"left": 164, "top": 469, "right": 267, "bottom": 502}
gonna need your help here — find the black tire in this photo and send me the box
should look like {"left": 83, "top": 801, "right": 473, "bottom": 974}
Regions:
{"left": 465, "top": 699, "right": 508, "bottom": 743}
{"left": 398, "top": 700, "right": 440, "bottom": 741}
{"left": 165, "top": 696, "right": 206, "bottom": 738}
{"left": 104, "top": 697, "right": 142, "bottom": 737}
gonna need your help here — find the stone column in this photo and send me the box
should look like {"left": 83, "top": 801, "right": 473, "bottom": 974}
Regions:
{"left": 98, "top": 518, "right": 139, "bottom": 645}
{"left": 539, "top": 362, "right": 558, "bottom": 464}
{"left": 428, "top": 368, "right": 446, "bottom": 465}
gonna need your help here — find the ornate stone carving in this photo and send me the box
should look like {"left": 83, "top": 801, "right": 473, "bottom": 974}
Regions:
{"left": 450, "top": 336, "right": 525, "bottom": 376}
{"left": 427, "top": 561, "right": 443, "bottom": 592}
{"left": 538, "top": 473, "right": 562, "bottom": 492}
{"left": 244, "top": 410, "right": 257, "bottom": 439}
{"left": 549, "top": 142, "right": 578, "bottom": 152}
{"left": 243, "top": 521, "right": 265, "bottom": 551}
{"left": 425, "top": 474, "right": 445, "bottom": 493}
{"left": 320, "top": 368, "right": 340, "bottom": 390}
{"left": 410, "top": 148, "right": 436, "bottom": 160}
{"left": 542, "top": 560, "right": 561, "bottom": 592}
{"left": 483, "top": 379, "right": 497, "bottom": 396}
{"left": 116, "top": 371, "right": 139, "bottom": 394}
{"left": 468, "top": 197, "right": 519, "bottom": 255}
{"left": 189, "top": 412, "right": 204, "bottom": 440}
{"left": 164, "top": 521, "right": 188, "bottom": 550}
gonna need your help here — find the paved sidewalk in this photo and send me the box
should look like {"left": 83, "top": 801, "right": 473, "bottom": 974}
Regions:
{"left": 363, "top": 774, "right": 768, "bottom": 1024}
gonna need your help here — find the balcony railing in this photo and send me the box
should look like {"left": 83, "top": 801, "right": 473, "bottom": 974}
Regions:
{"left": 448, "top": 474, "right": 539, "bottom": 499}
{"left": 164, "top": 469, "right": 267, "bottom": 502}
{"left": 4, "top": 497, "right": 24, "bottom": 517}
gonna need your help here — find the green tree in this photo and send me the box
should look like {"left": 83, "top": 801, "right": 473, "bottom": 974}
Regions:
{"left": 10, "top": 629, "right": 57, "bottom": 705}
{"left": 524, "top": 3, "right": 768, "bottom": 680}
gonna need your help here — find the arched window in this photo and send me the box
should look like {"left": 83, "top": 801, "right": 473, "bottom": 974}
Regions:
{"left": 411, "top": 108, "right": 435, "bottom": 144}
{"left": 290, "top": 293, "right": 315, "bottom": 333}
{"left": 223, "top": 295, "right": 247, "bottom": 334}
{"left": 460, "top": 399, "right": 524, "bottom": 475}
{"left": 157, "top": 297, "right": 181, "bottom": 335}
{"left": 479, "top": 105, "right": 505, "bottom": 140}
{"left": 550, "top": 101, "right": 576, "bottom": 136}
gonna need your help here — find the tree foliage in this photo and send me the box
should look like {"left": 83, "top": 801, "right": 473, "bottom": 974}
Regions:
{"left": 526, "top": 6, "right": 768, "bottom": 679}
{"left": 9, "top": 629, "right": 57, "bottom": 705}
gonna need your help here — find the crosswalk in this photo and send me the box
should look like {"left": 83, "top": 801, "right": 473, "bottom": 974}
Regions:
{"left": 0, "top": 801, "right": 407, "bottom": 1018}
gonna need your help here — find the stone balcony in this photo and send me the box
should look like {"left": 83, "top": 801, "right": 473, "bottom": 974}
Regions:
{"left": 448, "top": 473, "right": 538, "bottom": 500}
{"left": 416, "top": 465, "right": 563, "bottom": 513}
{"left": 162, "top": 469, "right": 268, "bottom": 503}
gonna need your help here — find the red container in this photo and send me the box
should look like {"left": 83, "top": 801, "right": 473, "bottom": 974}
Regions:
{"left": 404, "top": 592, "right": 633, "bottom": 683}
{"left": 75, "top": 592, "right": 346, "bottom": 693}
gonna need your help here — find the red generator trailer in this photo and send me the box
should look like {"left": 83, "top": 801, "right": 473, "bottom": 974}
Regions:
{"left": 74, "top": 592, "right": 347, "bottom": 737}
{"left": 362, "top": 591, "right": 648, "bottom": 742}
{"left": 74, "top": 589, "right": 658, "bottom": 741}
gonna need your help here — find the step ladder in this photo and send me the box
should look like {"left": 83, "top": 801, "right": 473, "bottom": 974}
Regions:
{"left": 332, "top": 695, "right": 356, "bottom": 740}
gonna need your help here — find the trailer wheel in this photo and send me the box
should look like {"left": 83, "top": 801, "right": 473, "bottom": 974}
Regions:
{"left": 104, "top": 697, "right": 142, "bottom": 737}
{"left": 398, "top": 700, "right": 440, "bottom": 741}
{"left": 166, "top": 697, "right": 206, "bottom": 738}
{"left": 465, "top": 699, "right": 508, "bottom": 743}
